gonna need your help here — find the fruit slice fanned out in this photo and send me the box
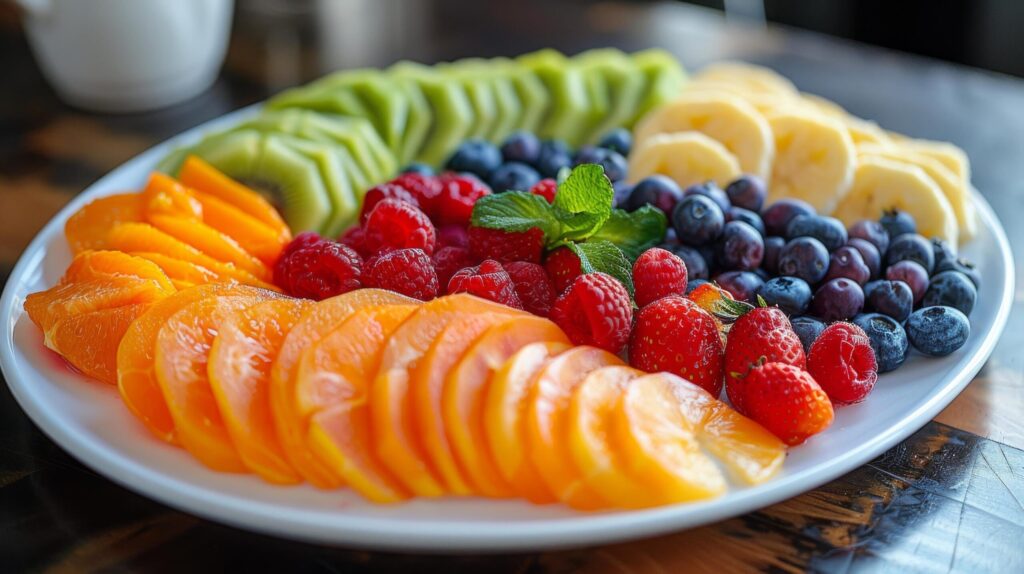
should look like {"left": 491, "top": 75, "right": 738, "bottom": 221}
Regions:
{"left": 63, "top": 250, "right": 175, "bottom": 293}
{"left": 178, "top": 155, "right": 290, "bottom": 237}
{"left": 765, "top": 109, "right": 856, "bottom": 213}
{"left": 129, "top": 252, "right": 221, "bottom": 286}
{"left": 46, "top": 302, "right": 152, "bottom": 385}
{"left": 64, "top": 193, "right": 145, "bottom": 254}
{"left": 24, "top": 275, "right": 169, "bottom": 333}
{"left": 147, "top": 214, "right": 271, "bottom": 280}
{"left": 628, "top": 131, "right": 742, "bottom": 189}
{"left": 188, "top": 191, "right": 289, "bottom": 266}
{"left": 691, "top": 62, "right": 799, "bottom": 99}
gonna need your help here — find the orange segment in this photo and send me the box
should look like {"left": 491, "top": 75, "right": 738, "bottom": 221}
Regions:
{"left": 154, "top": 292, "right": 276, "bottom": 471}
{"left": 63, "top": 250, "right": 175, "bottom": 292}
{"left": 118, "top": 283, "right": 268, "bottom": 443}
{"left": 147, "top": 214, "right": 270, "bottom": 279}
{"left": 64, "top": 193, "right": 144, "bottom": 253}
{"left": 299, "top": 304, "right": 419, "bottom": 503}
{"left": 190, "top": 191, "right": 288, "bottom": 266}
{"left": 412, "top": 311, "right": 524, "bottom": 495}
{"left": 270, "top": 289, "right": 416, "bottom": 488}
{"left": 25, "top": 276, "right": 170, "bottom": 333}
{"left": 129, "top": 252, "right": 221, "bottom": 286}
{"left": 444, "top": 317, "right": 570, "bottom": 499}
{"left": 484, "top": 341, "right": 570, "bottom": 504}
{"left": 526, "top": 346, "right": 624, "bottom": 509}
{"left": 142, "top": 172, "right": 203, "bottom": 219}
{"left": 208, "top": 298, "right": 312, "bottom": 484}
{"left": 45, "top": 303, "right": 151, "bottom": 384}
{"left": 178, "top": 155, "right": 290, "bottom": 238}
{"left": 372, "top": 294, "right": 521, "bottom": 498}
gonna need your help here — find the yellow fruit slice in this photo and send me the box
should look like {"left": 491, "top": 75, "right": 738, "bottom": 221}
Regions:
{"left": 691, "top": 62, "right": 799, "bottom": 98}
{"left": 766, "top": 109, "right": 856, "bottom": 213}
{"left": 628, "top": 132, "right": 741, "bottom": 189}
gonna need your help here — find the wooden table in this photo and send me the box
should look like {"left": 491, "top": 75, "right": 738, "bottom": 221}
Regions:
{"left": 2, "top": 2, "right": 1023, "bottom": 571}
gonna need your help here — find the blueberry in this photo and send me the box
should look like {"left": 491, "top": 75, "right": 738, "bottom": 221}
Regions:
{"left": 725, "top": 175, "right": 767, "bottom": 212}
{"left": 931, "top": 238, "right": 957, "bottom": 272}
{"left": 572, "top": 146, "right": 627, "bottom": 182}
{"left": 759, "top": 276, "right": 812, "bottom": 315}
{"left": 753, "top": 267, "right": 771, "bottom": 282}
{"left": 500, "top": 131, "right": 542, "bottom": 165}
{"left": 811, "top": 278, "right": 864, "bottom": 321}
{"left": 848, "top": 220, "right": 890, "bottom": 256}
{"left": 445, "top": 139, "right": 502, "bottom": 179}
{"left": 626, "top": 175, "right": 683, "bottom": 213}
{"left": 488, "top": 161, "right": 541, "bottom": 193}
{"left": 846, "top": 238, "right": 882, "bottom": 279}
{"left": 697, "top": 244, "right": 719, "bottom": 275}
{"left": 714, "top": 270, "right": 765, "bottom": 303}
{"left": 824, "top": 245, "right": 870, "bottom": 285}
{"left": 886, "top": 233, "right": 935, "bottom": 273}
{"left": 864, "top": 279, "right": 913, "bottom": 322}
{"left": 879, "top": 209, "right": 916, "bottom": 239}
{"left": 685, "top": 278, "right": 710, "bottom": 295}
{"left": 725, "top": 206, "right": 765, "bottom": 236}
{"left": 785, "top": 215, "right": 848, "bottom": 251}
{"left": 886, "top": 260, "right": 930, "bottom": 304}
{"left": 935, "top": 256, "right": 981, "bottom": 288}
{"left": 662, "top": 244, "right": 709, "bottom": 280}
{"left": 716, "top": 221, "right": 764, "bottom": 270}
{"left": 762, "top": 199, "right": 816, "bottom": 236}
{"left": 791, "top": 316, "right": 827, "bottom": 354}
{"left": 853, "top": 313, "right": 909, "bottom": 373}
{"left": 778, "top": 237, "right": 830, "bottom": 284}
{"left": 535, "top": 140, "right": 573, "bottom": 178}
{"left": 923, "top": 270, "right": 977, "bottom": 316}
{"left": 672, "top": 195, "right": 725, "bottom": 246}
{"left": 401, "top": 162, "right": 434, "bottom": 176}
{"left": 682, "top": 182, "right": 731, "bottom": 212}
{"left": 573, "top": 145, "right": 604, "bottom": 165}
{"left": 597, "top": 128, "right": 632, "bottom": 156}
{"left": 613, "top": 181, "right": 634, "bottom": 209}
{"left": 761, "top": 236, "right": 785, "bottom": 275}
{"left": 906, "top": 306, "right": 970, "bottom": 356}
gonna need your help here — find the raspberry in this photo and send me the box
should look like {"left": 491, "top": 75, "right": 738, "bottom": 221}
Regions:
{"left": 437, "top": 174, "right": 492, "bottom": 225}
{"left": 447, "top": 260, "right": 524, "bottom": 309}
{"left": 504, "top": 261, "right": 555, "bottom": 316}
{"left": 363, "top": 248, "right": 439, "bottom": 301}
{"left": 432, "top": 246, "right": 474, "bottom": 292}
{"left": 530, "top": 178, "right": 557, "bottom": 203}
{"left": 544, "top": 247, "right": 582, "bottom": 294}
{"left": 807, "top": 322, "right": 878, "bottom": 405}
{"left": 279, "top": 240, "right": 363, "bottom": 301}
{"left": 363, "top": 198, "right": 437, "bottom": 256}
{"left": 337, "top": 226, "right": 369, "bottom": 257}
{"left": 551, "top": 272, "right": 633, "bottom": 354}
{"left": 436, "top": 223, "right": 470, "bottom": 249}
{"left": 468, "top": 226, "right": 545, "bottom": 264}
{"left": 361, "top": 183, "right": 419, "bottom": 223}
{"left": 632, "top": 247, "right": 688, "bottom": 307}
{"left": 275, "top": 231, "right": 325, "bottom": 286}
{"left": 390, "top": 173, "right": 443, "bottom": 217}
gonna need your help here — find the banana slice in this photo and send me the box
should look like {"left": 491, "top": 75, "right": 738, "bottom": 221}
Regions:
{"left": 834, "top": 156, "right": 958, "bottom": 245}
{"left": 858, "top": 143, "right": 975, "bottom": 240}
{"left": 692, "top": 62, "right": 799, "bottom": 99}
{"left": 898, "top": 138, "right": 975, "bottom": 239}
{"left": 634, "top": 93, "right": 774, "bottom": 178}
{"left": 799, "top": 93, "right": 847, "bottom": 119}
{"left": 628, "top": 131, "right": 741, "bottom": 189}
{"left": 765, "top": 109, "right": 856, "bottom": 213}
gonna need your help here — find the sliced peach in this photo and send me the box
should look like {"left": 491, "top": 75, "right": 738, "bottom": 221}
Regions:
{"left": 147, "top": 214, "right": 270, "bottom": 280}
{"left": 190, "top": 191, "right": 288, "bottom": 266}
{"left": 372, "top": 294, "right": 520, "bottom": 498}
{"left": 63, "top": 250, "right": 175, "bottom": 292}
{"left": 118, "top": 283, "right": 266, "bottom": 443}
{"left": 300, "top": 304, "right": 419, "bottom": 503}
{"left": 142, "top": 172, "right": 203, "bottom": 219}
{"left": 64, "top": 193, "right": 144, "bottom": 254}
{"left": 208, "top": 298, "right": 312, "bottom": 484}
{"left": 129, "top": 252, "right": 221, "bottom": 286}
{"left": 445, "top": 317, "right": 571, "bottom": 499}
{"left": 25, "top": 276, "right": 170, "bottom": 333}
{"left": 484, "top": 341, "right": 570, "bottom": 504}
{"left": 154, "top": 292, "right": 275, "bottom": 471}
{"left": 270, "top": 289, "right": 416, "bottom": 488}
{"left": 171, "top": 280, "right": 195, "bottom": 290}
{"left": 178, "top": 155, "right": 290, "bottom": 238}
{"left": 526, "top": 346, "right": 624, "bottom": 509}
{"left": 411, "top": 311, "right": 525, "bottom": 495}
{"left": 45, "top": 302, "right": 151, "bottom": 384}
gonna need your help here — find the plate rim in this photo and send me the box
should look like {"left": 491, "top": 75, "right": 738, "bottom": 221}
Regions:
{"left": 0, "top": 111, "right": 1015, "bottom": 553}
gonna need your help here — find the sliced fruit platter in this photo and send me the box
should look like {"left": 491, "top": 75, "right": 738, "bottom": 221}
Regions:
{"left": 0, "top": 49, "right": 1013, "bottom": 551}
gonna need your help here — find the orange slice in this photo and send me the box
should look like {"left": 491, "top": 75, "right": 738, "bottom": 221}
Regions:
{"left": 24, "top": 276, "right": 169, "bottom": 333}
{"left": 444, "top": 316, "right": 570, "bottom": 499}
{"left": 142, "top": 172, "right": 203, "bottom": 219}
{"left": 63, "top": 250, "right": 175, "bottom": 292}
{"left": 64, "top": 193, "right": 144, "bottom": 254}
{"left": 178, "top": 155, "right": 290, "bottom": 238}
{"left": 190, "top": 191, "right": 288, "bottom": 266}
{"left": 129, "top": 252, "right": 221, "bottom": 286}
{"left": 147, "top": 214, "right": 270, "bottom": 279}
{"left": 45, "top": 302, "right": 152, "bottom": 384}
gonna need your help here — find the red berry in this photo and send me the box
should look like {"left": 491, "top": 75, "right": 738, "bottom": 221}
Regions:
{"left": 504, "top": 261, "right": 556, "bottom": 317}
{"left": 632, "top": 247, "right": 688, "bottom": 307}
{"left": 744, "top": 362, "right": 834, "bottom": 446}
{"left": 432, "top": 246, "right": 474, "bottom": 292}
{"left": 275, "top": 231, "right": 325, "bottom": 285}
{"left": 807, "top": 322, "right": 878, "bottom": 405}
{"left": 531, "top": 178, "right": 557, "bottom": 203}
{"left": 436, "top": 223, "right": 470, "bottom": 249}
{"left": 468, "top": 226, "right": 545, "bottom": 264}
{"left": 437, "top": 174, "right": 492, "bottom": 225}
{"left": 279, "top": 240, "right": 363, "bottom": 301}
{"left": 551, "top": 272, "right": 632, "bottom": 354}
{"left": 363, "top": 198, "right": 437, "bottom": 256}
{"left": 363, "top": 248, "right": 438, "bottom": 301}
{"left": 629, "top": 295, "right": 724, "bottom": 396}
{"left": 337, "top": 226, "right": 369, "bottom": 257}
{"left": 361, "top": 183, "right": 419, "bottom": 223}
{"left": 447, "top": 259, "right": 524, "bottom": 309}
{"left": 390, "top": 173, "right": 443, "bottom": 217}
{"left": 724, "top": 307, "right": 806, "bottom": 414}
{"left": 543, "top": 246, "right": 582, "bottom": 293}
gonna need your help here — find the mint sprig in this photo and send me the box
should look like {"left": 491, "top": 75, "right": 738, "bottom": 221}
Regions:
{"left": 567, "top": 240, "right": 635, "bottom": 296}
{"left": 470, "top": 191, "right": 560, "bottom": 239}
{"left": 590, "top": 206, "right": 667, "bottom": 261}
{"left": 552, "top": 164, "right": 614, "bottom": 242}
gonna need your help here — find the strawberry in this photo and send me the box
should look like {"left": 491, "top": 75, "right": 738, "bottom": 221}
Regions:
{"left": 743, "top": 362, "right": 834, "bottom": 446}
{"left": 629, "top": 295, "right": 724, "bottom": 397}
{"left": 724, "top": 306, "right": 806, "bottom": 414}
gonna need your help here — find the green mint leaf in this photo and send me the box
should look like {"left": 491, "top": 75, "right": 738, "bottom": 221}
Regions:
{"left": 552, "top": 164, "right": 614, "bottom": 242}
{"left": 470, "top": 191, "right": 560, "bottom": 239}
{"left": 566, "top": 240, "right": 635, "bottom": 296}
{"left": 591, "top": 206, "right": 668, "bottom": 261}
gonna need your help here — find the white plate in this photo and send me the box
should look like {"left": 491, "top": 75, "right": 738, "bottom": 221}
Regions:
{"left": 0, "top": 108, "right": 1015, "bottom": 553}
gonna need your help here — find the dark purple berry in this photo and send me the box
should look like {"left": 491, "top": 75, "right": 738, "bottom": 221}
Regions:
{"left": 758, "top": 276, "right": 812, "bottom": 315}
{"left": 489, "top": 161, "right": 541, "bottom": 192}
{"left": 785, "top": 214, "right": 848, "bottom": 251}
{"left": 716, "top": 221, "right": 764, "bottom": 270}
{"left": 573, "top": 147, "right": 628, "bottom": 182}
{"left": 446, "top": 139, "right": 502, "bottom": 179}
{"left": 824, "top": 246, "right": 870, "bottom": 285}
{"left": 879, "top": 209, "right": 916, "bottom": 239}
{"left": 672, "top": 194, "right": 725, "bottom": 246}
{"left": 714, "top": 270, "right": 765, "bottom": 303}
{"left": 401, "top": 162, "right": 435, "bottom": 176}
{"left": 778, "top": 237, "right": 829, "bottom": 284}
{"left": 626, "top": 175, "right": 683, "bottom": 213}
{"left": 906, "top": 306, "right": 969, "bottom": 356}
{"left": 864, "top": 279, "right": 914, "bottom": 322}
{"left": 535, "top": 140, "right": 572, "bottom": 178}
{"left": 886, "top": 260, "right": 930, "bottom": 304}
{"left": 662, "top": 244, "right": 709, "bottom": 280}
{"left": 761, "top": 236, "right": 785, "bottom": 275}
{"left": 682, "top": 181, "right": 731, "bottom": 212}
{"left": 791, "top": 315, "right": 827, "bottom": 354}
{"left": 886, "top": 233, "right": 935, "bottom": 273}
{"left": 853, "top": 313, "right": 909, "bottom": 373}
{"left": 935, "top": 256, "right": 980, "bottom": 288}
{"left": 811, "top": 278, "right": 865, "bottom": 321}
{"left": 500, "top": 131, "right": 542, "bottom": 165}
{"left": 923, "top": 270, "right": 976, "bottom": 316}
{"left": 762, "top": 199, "right": 816, "bottom": 236}
{"left": 613, "top": 181, "right": 634, "bottom": 209}
{"left": 725, "top": 206, "right": 765, "bottom": 236}
{"left": 697, "top": 244, "right": 718, "bottom": 275}
{"left": 597, "top": 128, "right": 632, "bottom": 156}
{"left": 848, "top": 220, "right": 890, "bottom": 256}
{"left": 725, "top": 175, "right": 767, "bottom": 212}
{"left": 846, "top": 238, "right": 882, "bottom": 279}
